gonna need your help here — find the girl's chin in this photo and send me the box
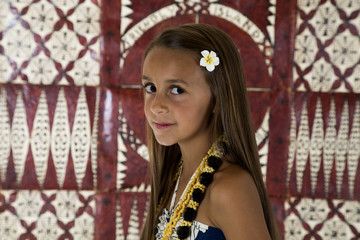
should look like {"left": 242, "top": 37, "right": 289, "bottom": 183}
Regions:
{"left": 154, "top": 136, "right": 176, "bottom": 147}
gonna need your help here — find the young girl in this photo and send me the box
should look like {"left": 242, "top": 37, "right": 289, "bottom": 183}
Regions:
{"left": 140, "top": 23, "right": 279, "bottom": 240}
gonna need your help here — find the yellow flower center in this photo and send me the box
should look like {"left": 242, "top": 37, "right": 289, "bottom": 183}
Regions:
{"left": 205, "top": 55, "right": 213, "bottom": 64}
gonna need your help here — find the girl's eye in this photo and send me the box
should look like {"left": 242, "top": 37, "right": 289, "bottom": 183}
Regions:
{"left": 170, "top": 87, "right": 185, "bottom": 95}
{"left": 144, "top": 83, "right": 156, "bottom": 93}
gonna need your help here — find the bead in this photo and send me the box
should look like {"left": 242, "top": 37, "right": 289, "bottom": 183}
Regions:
{"left": 192, "top": 188, "right": 204, "bottom": 203}
{"left": 193, "top": 182, "right": 206, "bottom": 191}
{"left": 183, "top": 207, "right": 197, "bottom": 221}
{"left": 199, "top": 172, "right": 213, "bottom": 186}
{"left": 176, "top": 226, "right": 190, "bottom": 239}
{"left": 207, "top": 156, "right": 222, "bottom": 170}
{"left": 188, "top": 200, "right": 199, "bottom": 209}
{"left": 179, "top": 219, "right": 192, "bottom": 227}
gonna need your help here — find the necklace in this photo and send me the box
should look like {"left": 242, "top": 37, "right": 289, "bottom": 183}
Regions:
{"left": 161, "top": 139, "right": 224, "bottom": 240}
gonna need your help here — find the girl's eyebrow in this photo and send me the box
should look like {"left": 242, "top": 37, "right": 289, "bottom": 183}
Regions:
{"left": 166, "top": 79, "right": 188, "bottom": 85}
{"left": 141, "top": 75, "right": 188, "bottom": 85}
{"left": 142, "top": 75, "right": 152, "bottom": 82}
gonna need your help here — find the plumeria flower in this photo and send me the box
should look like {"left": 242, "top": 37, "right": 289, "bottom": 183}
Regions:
{"left": 200, "top": 50, "right": 220, "bottom": 72}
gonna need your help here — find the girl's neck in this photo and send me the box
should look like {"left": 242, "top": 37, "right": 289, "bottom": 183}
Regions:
{"left": 178, "top": 137, "right": 212, "bottom": 178}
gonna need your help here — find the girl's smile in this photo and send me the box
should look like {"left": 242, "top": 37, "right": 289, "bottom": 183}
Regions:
{"left": 154, "top": 122, "right": 175, "bottom": 130}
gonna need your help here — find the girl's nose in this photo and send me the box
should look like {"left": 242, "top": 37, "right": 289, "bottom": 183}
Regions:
{"left": 150, "top": 94, "right": 168, "bottom": 115}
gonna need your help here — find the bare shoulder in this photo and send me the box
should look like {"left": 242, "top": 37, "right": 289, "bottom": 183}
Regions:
{"left": 209, "top": 161, "right": 258, "bottom": 204}
{"left": 207, "top": 161, "right": 271, "bottom": 240}
{"left": 212, "top": 161, "right": 255, "bottom": 192}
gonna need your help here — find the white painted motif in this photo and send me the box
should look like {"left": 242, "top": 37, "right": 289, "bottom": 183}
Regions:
{"left": 11, "top": 91, "right": 30, "bottom": 185}
{"left": 70, "top": 213, "right": 95, "bottom": 239}
{"left": 0, "top": 54, "right": 12, "bottom": 83}
{"left": 116, "top": 196, "right": 125, "bottom": 240}
{"left": 51, "top": 88, "right": 71, "bottom": 188}
{"left": 335, "top": 101, "right": 349, "bottom": 197}
{"left": 287, "top": 106, "right": 297, "bottom": 188}
{"left": 3, "top": 21, "right": 36, "bottom": 68}
{"left": 52, "top": 0, "right": 79, "bottom": 13}
{"left": 55, "top": 191, "right": 81, "bottom": 222}
{"left": 12, "top": 191, "right": 42, "bottom": 224}
{"left": 0, "top": 211, "right": 22, "bottom": 239}
{"left": 255, "top": 108, "right": 270, "bottom": 182}
{"left": 0, "top": 190, "right": 95, "bottom": 239}
{"left": 348, "top": 100, "right": 360, "bottom": 198}
{"left": 288, "top": 96, "right": 360, "bottom": 197}
{"left": 22, "top": 1, "right": 59, "bottom": 38}
{"left": 285, "top": 197, "right": 360, "bottom": 239}
{"left": 0, "top": 88, "right": 10, "bottom": 183}
{"left": 121, "top": 0, "right": 133, "bottom": 34}
{"left": 34, "top": 211, "right": 61, "bottom": 239}
{"left": 307, "top": 58, "right": 336, "bottom": 92}
{"left": 91, "top": 88, "right": 100, "bottom": 188}
{"left": 71, "top": 87, "right": 91, "bottom": 188}
{"left": 310, "top": 98, "right": 323, "bottom": 194}
{"left": 127, "top": 198, "right": 140, "bottom": 239}
{"left": 294, "top": 1, "right": 360, "bottom": 92}
{"left": 117, "top": 103, "right": 129, "bottom": 190}
{"left": 68, "top": 0, "right": 100, "bottom": 39}
{"left": 68, "top": 50, "right": 100, "bottom": 86}
{"left": 296, "top": 99, "right": 310, "bottom": 193}
{"left": 31, "top": 90, "right": 50, "bottom": 187}
{"left": 24, "top": 51, "right": 57, "bottom": 85}
{"left": 309, "top": 1, "right": 341, "bottom": 42}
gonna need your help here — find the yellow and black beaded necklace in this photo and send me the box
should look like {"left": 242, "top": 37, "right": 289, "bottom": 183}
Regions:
{"left": 160, "top": 138, "right": 226, "bottom": 240}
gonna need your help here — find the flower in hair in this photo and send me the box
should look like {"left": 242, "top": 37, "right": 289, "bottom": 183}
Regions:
{"left": 200, "top": 50, "right": 219, "bottom": 72}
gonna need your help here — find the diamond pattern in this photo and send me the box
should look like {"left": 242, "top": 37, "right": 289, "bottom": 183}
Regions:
{"left": 31, "top": 90, "right": 50, "bottom": 187}
{"left": 294, "top": 0, "right": 360, "bottom": 92}
{"left": 287, "top": 93, "right": 360, "bottom": 199}
{"left": 0, "top": 85, "right": 99, "bottom": 189}
{"left": 11, "top": 91, "right": 30, "bottom": 185}
{"left": 285, "top": 198, "right": 360, "bottom": 240}
{"left": 51, "top": 88, "right": 71, "bottom": 187}
{"left": 0, "top": 190, "right": 95, "bottom": 239}
{"left": 0, "top": 0, "right": 100, "bottom": 86}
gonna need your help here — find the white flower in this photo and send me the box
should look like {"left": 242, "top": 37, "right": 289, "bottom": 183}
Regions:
{"left": 200, "top": 50, "right": 220, "bottom": 72}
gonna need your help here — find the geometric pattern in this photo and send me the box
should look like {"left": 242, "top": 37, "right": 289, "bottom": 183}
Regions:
{"left": 0, "top": 190, "right": 95, "bottom": 240}
{"left": 0, "top": 85, "right": 99, "bottom": 190}
{"left": 0, "top": 0, "right": 100, "bottom": 86}
{"left": 284, "top": 197, "right": 360, "bottom": 240}
{"left": 0, "top": 0, "right": 359, "bottom": 239}
{"left": 287, "top": 93, "right": 360, "bottom": 199}
{"left": 294, "top": 0, "right": 360, "bottom": 92}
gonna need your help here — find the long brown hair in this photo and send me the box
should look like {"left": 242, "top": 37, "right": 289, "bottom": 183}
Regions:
{"left": 140, "top": 23, "right": 279, "bottom": 240}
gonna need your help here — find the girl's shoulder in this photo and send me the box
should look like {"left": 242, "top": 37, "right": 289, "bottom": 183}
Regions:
{"left": 210, "top": 160, "right": 256, "bottom": 200}
{"left": 208, "top": 161, "right": 261, "bottom": 216}
{"left": 206, "top": 161, "right": 271, "bottom": 239}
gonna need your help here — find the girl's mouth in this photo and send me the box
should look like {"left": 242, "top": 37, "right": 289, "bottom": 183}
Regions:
{"left": 154, "top": 122, "right": 174, "bottom": 129}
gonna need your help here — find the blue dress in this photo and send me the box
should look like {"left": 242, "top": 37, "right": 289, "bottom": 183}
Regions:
{"left": 156, "top": 208, "right": 226, "bottom": 239}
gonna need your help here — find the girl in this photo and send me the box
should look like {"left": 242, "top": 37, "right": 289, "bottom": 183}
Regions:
{"left": 140, "top": 23, "right": 279, "bottom": 240}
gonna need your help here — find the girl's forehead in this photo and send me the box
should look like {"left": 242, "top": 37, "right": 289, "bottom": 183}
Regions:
{"left": 142, "top": 48, "right": 208, "bottom": 88}
{"left": 145, "top": 47, "right": 198, "bottom": 62}
{"left": 143, "top": 47, "right": 199, "bottom": 73}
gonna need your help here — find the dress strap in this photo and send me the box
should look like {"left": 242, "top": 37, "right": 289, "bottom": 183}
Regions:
{"left": 169, "top": 165, "right": 201, "bottom": 214}
{"left": 169, "top": 166, "right": 182, "bottom": 213}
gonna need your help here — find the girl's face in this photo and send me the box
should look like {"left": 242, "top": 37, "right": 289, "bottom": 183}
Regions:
{"left": 142, "top": 47, "right": 213, "bottom": 147}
